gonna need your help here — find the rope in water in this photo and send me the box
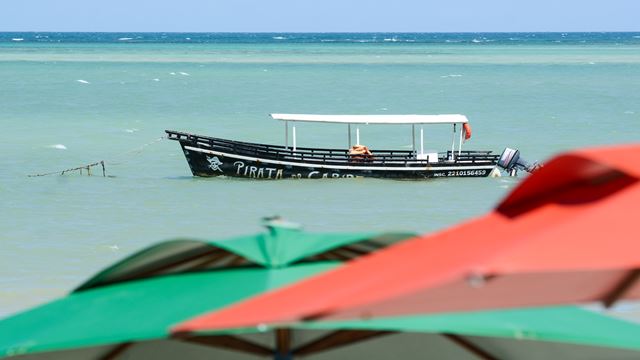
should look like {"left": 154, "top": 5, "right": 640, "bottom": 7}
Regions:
{"left": 27, "top": 136, "right": 166, "bottom": 177}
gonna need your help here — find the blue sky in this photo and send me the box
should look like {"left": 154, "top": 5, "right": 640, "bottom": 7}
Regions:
{"left": 1, "top": 0, "right": 639, "bottom": 32}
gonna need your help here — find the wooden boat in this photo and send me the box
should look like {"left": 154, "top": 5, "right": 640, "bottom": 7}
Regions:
{"left": 166, "top": 114, "right": 538, "bottom": 180}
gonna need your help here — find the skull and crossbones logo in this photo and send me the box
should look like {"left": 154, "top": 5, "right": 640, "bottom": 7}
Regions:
{"left": 207, "top": 156, "right": 224, "bottom": 172}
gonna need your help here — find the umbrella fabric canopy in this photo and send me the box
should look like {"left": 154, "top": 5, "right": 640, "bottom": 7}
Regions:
{"left": 0, "top": 224, "right": 412, "bottom": 359}
{"left": 173, "top": 144, "right": 640, "bottom": 330}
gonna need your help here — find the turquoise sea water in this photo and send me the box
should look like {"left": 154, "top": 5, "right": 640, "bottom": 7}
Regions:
{"left": 1, "top": 33, "right": 639, "bottom": 317}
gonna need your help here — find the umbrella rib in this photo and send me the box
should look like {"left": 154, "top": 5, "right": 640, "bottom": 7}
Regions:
{"left": 355, "top": 240, "right": 386, "bottom": 251}
{"left": 181, "top": 335, "right": 273, "bottom": 356}
{"left": 226, "top": 254, "right": 250, "bottom": 266}
{"left": 317, "top": 252, "right": 348, "bottom": 261}
{"left": 296, "top": 244, "right": 379, "bottom": 264}
{"left": 340, "top": 245, "right": 375, "bottom": 256}
{"left": 115, "top": 248, "right": 229, "bottom": 283}
{"left": 323, "top": 250, "right": 354, "bottom": 261}
{"left": 443, "top": 334, "right": 500, "bottom": 360}
{"left": 332, "top": 247, "right": 368, "bottom": 260}
{"left": 292, "top": 330, "right": 393, "bottom": 356}
{"left": 602, "top": 268, "right": 640, "bottom": 308}
{"left": 308, "top": 254, "right": 336, "bottom": 262}
{"left": 188, "top": 251, "right": 239, "bottom": 270}
{"left": 99, "top": 342, "right": 133, "bottom": 360}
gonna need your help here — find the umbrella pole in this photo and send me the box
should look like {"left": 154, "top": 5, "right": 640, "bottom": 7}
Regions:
{"left": 275, "top": 328, "right": 292, "bottom": 360}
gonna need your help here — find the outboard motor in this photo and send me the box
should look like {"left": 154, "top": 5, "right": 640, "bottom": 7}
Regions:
{"left": 498, "top": 148, "right": 541, "bottom": 176}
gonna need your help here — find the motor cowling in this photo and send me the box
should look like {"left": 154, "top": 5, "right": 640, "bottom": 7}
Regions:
{"left": 498, "top": 148, "right": 541, "bottom": 176}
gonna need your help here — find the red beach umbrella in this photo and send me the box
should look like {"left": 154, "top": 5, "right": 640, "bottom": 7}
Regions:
{"left": 173, "top": 144, "right": 640, "bottom": 332}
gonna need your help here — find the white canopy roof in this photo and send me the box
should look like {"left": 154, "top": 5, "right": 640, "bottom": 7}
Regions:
{"left": 270, "top": 113, "right": 469, "bottom": 125}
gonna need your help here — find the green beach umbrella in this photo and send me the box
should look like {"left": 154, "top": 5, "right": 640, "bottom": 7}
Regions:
{"left": 0, "top": 222, "right": 413, "bottom": 359}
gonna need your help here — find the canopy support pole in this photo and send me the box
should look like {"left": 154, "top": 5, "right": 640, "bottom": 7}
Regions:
{"left": 356, "top": 127, "right": 360, "bottom": 145}
{"left": 450, "top": 124, "right": 456, "bottom": 160}
{"left": 292, "top": 125, "right": 297, "bottom": 151}
{"left": 348, "top": 124, "right": 352, "bottom": 147}
{"left": 284, "top": 121, "right": 288, "bottom": 149}
{"left": 443, "top": 334, "right": 499, "bottom": 360}
{"left": 411, "top": 124, "right": 416, "bottom": 153}
{"left": 420, "top": 126, "right": 424, "bottom": 155}
{"left": 458, "top": 123, "right": 464, "bottom": 156}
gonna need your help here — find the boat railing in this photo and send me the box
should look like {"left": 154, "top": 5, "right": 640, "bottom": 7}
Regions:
{"left": 443, "top": 150, "right": 500, "bottom": 164}
{"left": 166, "top": 130, "right": 499, "bottom": 166}
{"left": 225, "top": 143, "right": 416, "bottom": 165}
{"left": 168, "top": 130, "right": 417, "bottom": 163}
{"left": 207, "top": 137, "right": 415, "bottom": 160}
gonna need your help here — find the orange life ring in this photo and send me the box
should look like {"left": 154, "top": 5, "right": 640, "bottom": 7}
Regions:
{"left": 463, "top": 123, "right": 472, "bottom": 140}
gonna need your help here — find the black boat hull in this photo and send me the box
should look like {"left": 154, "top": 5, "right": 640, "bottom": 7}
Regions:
{"left": 179, "top": 142, "right": 496, "bottom": 180}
